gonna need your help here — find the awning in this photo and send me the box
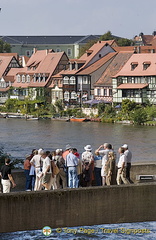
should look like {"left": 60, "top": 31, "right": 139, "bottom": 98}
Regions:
{"left": 117, "top": 83, "right": 148, "bottom": 89}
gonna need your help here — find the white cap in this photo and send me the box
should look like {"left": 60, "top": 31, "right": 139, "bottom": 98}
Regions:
{"left": 122, "top": 144, "right": 128, "bottom": 149}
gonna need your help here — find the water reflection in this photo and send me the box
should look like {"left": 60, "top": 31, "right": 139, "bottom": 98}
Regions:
{"left": 0, "top": 119, "right": 155, "bottom": 163}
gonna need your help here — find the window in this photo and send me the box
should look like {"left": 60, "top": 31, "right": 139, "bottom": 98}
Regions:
{"left": 104, "top": 89, "right": 107, "bottom": 96}
{"left": 131, "top": 62, "right": 138, "bottom": 71}
{"left": 26, "top": 75, "right": 30, "bottom": 83}
{"left": 109, "top": 89, "right": 112, "bottom": 96}
{"left": 22, "top": 75, "right": 25, "bottom": 83}
{"left": 64, "top": 91, "right": 69, "bottom": 100}
{"left": 26, "top": 50, "right": 30, "bottom": 57}
{"left": 63, "top": 76, "right": 69, "bottom": 84}
{"left": 143, "top": 62, "right": 151, "bottom": 70}
{"left": 71, "top": 91, "right": 77, "bottom": 99}
{"left": 83, "top": 77, "right": 88, "bottom": 84}
{"left": 56, "top": 48, "right": 61, "bottom": 52}
{"left": 38, "top": 74, "right": 41, "bottom": 82}
{"left": 97, "top": 89, "right": 101, "bottom": 96}
{"left": 67, "top": 48, "right": 72, "bottom": 57}
{"left": 17, "top": 75, "right": 21, "bottom": 83}
{"left": 33, "top": 74, "right": 36, "bottom": 82}
{"left": 43, "top": 74, "right": 46, "bottom": 82}
{"left": 70, "top": 76, "right": 76, "bottom": 84}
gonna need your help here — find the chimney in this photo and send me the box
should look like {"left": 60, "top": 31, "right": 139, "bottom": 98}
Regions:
{"left": 137, "top": 46, "right": 141, "bottom": 53}
{"left": 33, "top": 48, "right": 37, "bottom": 54}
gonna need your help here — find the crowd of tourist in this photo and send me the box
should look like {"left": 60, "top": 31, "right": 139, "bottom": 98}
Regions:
{"left": 0, "top": 143, "right": 132, "bottom": 193}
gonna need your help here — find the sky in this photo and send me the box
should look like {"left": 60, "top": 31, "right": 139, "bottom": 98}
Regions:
{"left": 1, "top": 0, "right": 156, "bottom": 39}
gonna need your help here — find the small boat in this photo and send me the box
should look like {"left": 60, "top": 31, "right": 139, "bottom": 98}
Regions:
{"left": 27, "top": 117, "right": 39, "bottom": 121}
{"left": 51, "top": 117, "right": 70, "bottom": 122}
{"left": 70, "top": 118, "right": 88, "bottom": 122}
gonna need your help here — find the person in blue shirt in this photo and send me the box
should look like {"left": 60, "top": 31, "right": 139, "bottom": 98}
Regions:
{"left": 65, "top": 148, "right": 78, "bottom": 188}
{"left": 94, "top": 151, "right": 102, "bottom": 186}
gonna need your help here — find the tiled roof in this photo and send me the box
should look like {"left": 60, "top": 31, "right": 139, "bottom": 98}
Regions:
{"left": 12, "top": 50, "right": 67, "bottom": 88}
{"left": 142, "top": 35, "right": 154, "bottom": 45}
{"left": 114, "top": 53, "right": 156, "bottom": 77}
{"left": 0, "top": 35, "right": 100, "bottom": 45}
{"left": 113, "top": 45, "right": 156, "bottom": 53}
{"left": 0, "top": 56, "right": 15, "bottom": 77}
{"left": 94, "top": 52, "right": 133, "bottom": 86}
{"left": 117, "top": 83, "right": 148, "bottom": 89}
{"left": 78, "top": 40, "right": 115, "bottom": 69}
{"left": 76, "top": 52, "right": 117, "bottom": 75}
{"left": 0, "top": 53, "right": 18, "bottom": 59}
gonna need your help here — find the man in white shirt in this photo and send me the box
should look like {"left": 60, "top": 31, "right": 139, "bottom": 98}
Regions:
{"left": 116, "top": 147, "right": 130, "bottom": 185}
{"left": 30, "top": 148, "right": 43, "bottom": 191}
{"left": 122, "top": 144, "right": 132, "bottom": 183}
{"left": 96, "top": 143, "right": 112, "bottom": 186}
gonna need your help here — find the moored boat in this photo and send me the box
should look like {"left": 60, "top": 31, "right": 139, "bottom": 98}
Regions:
{"left": 70, "top": 118, "right": 89, "bottom": 122}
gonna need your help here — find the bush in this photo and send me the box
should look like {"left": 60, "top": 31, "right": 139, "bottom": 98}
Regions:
{"left": 131, "top": 108, "right": 147, "bottom": 125}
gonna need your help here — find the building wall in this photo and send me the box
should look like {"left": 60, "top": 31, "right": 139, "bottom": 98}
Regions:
{"left": 11, "top": 44, "right": 77, "bottom": 59}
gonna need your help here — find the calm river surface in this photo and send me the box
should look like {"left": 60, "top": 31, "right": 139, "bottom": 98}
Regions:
{"left": 0, "top": 118, "right": 155, "bottom": 163}
{"left": 0, "top": 118, "right": 156, "bottom": 239}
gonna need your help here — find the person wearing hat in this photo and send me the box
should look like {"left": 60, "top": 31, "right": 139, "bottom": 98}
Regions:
{"left": 122, "top": 144, "right": 132, "bottom": 183}
{"left": 81, "top": 145, "right": 94, "bottom": 187}
{"left": 24, "top": 154, "right": 32, "bottom": 191}
{"left": 62, "top": 144, "right": 72, "bottom": 161}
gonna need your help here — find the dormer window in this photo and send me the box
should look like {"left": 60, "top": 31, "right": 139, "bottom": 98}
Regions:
{"left": 43, "top": 74, "right": 46, "bottom": 82}
{"left": 131, "top": 62, "right": 138, "bottom": 71}
{"left": 63, "top": 76, "right": 69, "bottom": 84}
{"left": 22, "top": 75, "right": 25, "bottom": 83}
{"left": 26, "top": 75, "right": 30, "bottom": 82}
{"left": 33, "top": 74, "right": 36, "bottom": 82}
{"left": 143, "top": 61, "right": 151, "bottom": 70}
{"left": 86, "top": 50, "right": 93, "bottom": 56}
{"left": 17, "top": 74, "right": 21, "bottom": 83}
{"left": 70, "top": 76, "right": 76, "bottom": 84}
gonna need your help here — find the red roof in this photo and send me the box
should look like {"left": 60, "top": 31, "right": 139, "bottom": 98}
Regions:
{"left": 94, "top": 52, "right": 133, "bottom": 86}
{"left": 117, "top": 83, "right": 149, "bottom": 89}
{"left": 114, "top": 53, "right": 156, "bottom": 77}
{"left": 76, "top": 52, "right": 117, "bottom": 75}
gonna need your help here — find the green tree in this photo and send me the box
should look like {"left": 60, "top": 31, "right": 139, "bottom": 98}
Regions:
{"left": 117, "top": 38, "right": 133, "bottom": 46}
{"left": 0, "top": 39, "right": 11, "bottom": 53}
{"left": 97, "top": 102, "right": 105, "bottom": 115}
{"left": 131, "top": 108, "right": 147, "bottom": 125}
{"left": 99, "top": 31, "right": 114, "bottom": 41}
{"left": 122, "top": 99, "right": 136, "bottom": 117}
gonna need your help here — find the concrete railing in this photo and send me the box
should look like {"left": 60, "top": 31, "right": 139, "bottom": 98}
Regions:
{"left": 0, "top": 183, "right": 156, "bottom": 233}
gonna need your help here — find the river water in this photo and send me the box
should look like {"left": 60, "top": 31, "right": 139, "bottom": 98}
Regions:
{"left": 0, "top": 118, "right": 155, "bottom": 163}
{"left": 0, "top": 222, "right": 156, "bottom": 239}
{"left": 0, "top": 118, "right": 156, "bottom": 239}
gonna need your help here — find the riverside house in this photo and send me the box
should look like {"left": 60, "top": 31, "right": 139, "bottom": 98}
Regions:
{"left": 11, "top": 49, "right": 69, "bottom": 102}
{"left": 49, "top": 40, "right": 118, "bottom": 105}
{"left": 94, "top": 51, "right": 133, "bottom": 103}
{"left": 112, "top": 53, "right": 156, "bottom": 104}
{"left": 0, "top": 54, "right": 21, "bottom": 104}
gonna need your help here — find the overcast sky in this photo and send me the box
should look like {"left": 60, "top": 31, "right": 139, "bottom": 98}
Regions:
{"left": 1, "top": 0, "right": 156, "bottom": 39}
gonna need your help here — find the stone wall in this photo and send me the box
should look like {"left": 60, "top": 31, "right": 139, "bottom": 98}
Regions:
{"left": 0, "top": 183, "right": 156, "bottom": 233}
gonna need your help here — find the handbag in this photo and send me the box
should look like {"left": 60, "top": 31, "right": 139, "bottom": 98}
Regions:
{"left": 51, "top": 161, "right": 60, "bottom": 175}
